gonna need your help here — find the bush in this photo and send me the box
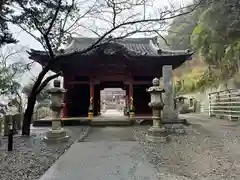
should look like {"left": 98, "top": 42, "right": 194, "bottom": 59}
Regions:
{"left": 174, "top": 67, "right": 206, "bottom": 93}
{"left": 35, "top": 106, "right": 52, "bottom": 120}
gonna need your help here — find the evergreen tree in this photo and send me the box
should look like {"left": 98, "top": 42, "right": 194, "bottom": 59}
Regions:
{"left": 0, "top": 0, "right": 16, "bottom": 46}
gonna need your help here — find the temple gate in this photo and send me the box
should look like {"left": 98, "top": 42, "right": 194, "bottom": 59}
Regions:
{"left": 29, "top": 37, "right": 192, "bottom": 118}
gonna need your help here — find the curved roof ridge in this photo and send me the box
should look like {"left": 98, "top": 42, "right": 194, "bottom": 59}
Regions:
{"left": 149, "top": 39, "right": 160, "bottom": 53}
{"left": 70, "top": 36, "right": 158, "bottom": 44}
{"left": 161, "top": 49, "right": 192, "bottom": 55}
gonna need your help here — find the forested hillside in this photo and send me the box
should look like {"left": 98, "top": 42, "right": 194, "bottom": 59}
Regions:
{"left": 167, "top": 0, "right": 240, "bottom": 93}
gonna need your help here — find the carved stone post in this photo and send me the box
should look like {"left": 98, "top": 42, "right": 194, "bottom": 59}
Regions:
{"left": 44, "top": 80, "right": 70, "bottom": 142}
{"left": 146, "top": 78, "right": 168, "bottom": 143}
{"left": 162, "top": 65, "right": 178, "bottom": 121}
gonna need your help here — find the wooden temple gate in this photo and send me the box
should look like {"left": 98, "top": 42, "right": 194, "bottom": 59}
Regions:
{"left": 29, "top": 37, "right": 192, "bottom": 118}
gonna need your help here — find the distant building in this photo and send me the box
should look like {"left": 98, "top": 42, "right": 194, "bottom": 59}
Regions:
{"left": 101, "top": 88, "right": 125, "bottom": 103}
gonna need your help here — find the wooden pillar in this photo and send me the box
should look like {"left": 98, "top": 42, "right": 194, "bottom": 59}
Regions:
{"left": 90, "top": 77, "right": 94, "bottom": 105}
{"left": 129, "top": 78, "right": 134, "bottom": 108}
{"left": 88, "top": 77, "right": 94, "bottom": 119}
{"left": 125, "top": 85, "right": 129, "bottom": 105}
{"left": 128, "top": 78, "right": 135, "bottom": 120}
{"left": 63, "top": 76, "right": 68, "bottom": 118}
{"left": 129, "top": 84, "right": 133, "bottom": 97}
{"left": 93, "top": 84, "right": 100, "bottom": 116}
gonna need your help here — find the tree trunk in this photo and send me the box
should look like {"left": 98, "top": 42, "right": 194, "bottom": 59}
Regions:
{"left": 21, "top": 61, "right": 58, "bottom": 135}
{"left": 22, "top": 94, "right": 37, "bottom": 135}
{"left": 21, "top": 63, "right": 51, "bottom": 135}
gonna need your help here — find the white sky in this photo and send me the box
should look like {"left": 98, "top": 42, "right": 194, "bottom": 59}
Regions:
{"left": 4, "top": 0, "right": 193, "bottom": 87}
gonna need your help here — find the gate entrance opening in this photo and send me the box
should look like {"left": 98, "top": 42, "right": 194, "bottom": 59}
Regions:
{"left": 100, "top": 88, "right": 126, "bottom": 116}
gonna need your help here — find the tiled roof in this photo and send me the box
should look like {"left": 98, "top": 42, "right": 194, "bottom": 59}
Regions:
{"left": 29, "top": 37, "right": 192, "bottom": 58}
{"left": 62, "top": 37, "right": 161, "bottom": 56}
{"left": 59, "top": 37, "right": 190, "bottom": 57}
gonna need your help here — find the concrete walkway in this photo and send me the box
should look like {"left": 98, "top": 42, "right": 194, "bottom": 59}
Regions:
{"left": 39, "top": 124, "right": 160, "bottom": 180}
{"left": 39, "top": 141, "right": 159, "bottom": 180}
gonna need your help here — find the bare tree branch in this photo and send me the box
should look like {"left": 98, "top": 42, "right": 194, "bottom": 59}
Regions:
{"left": 36, "top": 72, "right": 62, "bottom": 94}
{"left": 63, "top": 0, "right": 99, "bottom": 33}
{"left": 45, "top": 0, "right": 62, "bottom": 36}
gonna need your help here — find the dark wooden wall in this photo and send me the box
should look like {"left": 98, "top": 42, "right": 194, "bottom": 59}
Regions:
{"left": 67, "top": 84, "right": 90, "bottom": 117}
{"left": 133, "top": 84, "right": 151, "bottom": 115}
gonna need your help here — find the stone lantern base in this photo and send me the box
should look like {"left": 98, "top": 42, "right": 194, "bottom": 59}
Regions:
{"left": 44, "top": 119, "right": 70, "bottom": 143}
{"left": 146, "top": 126, "right": 168, "bottom": 143}
{"left": 44, "top": 128, "right": 70, "bottom": 143}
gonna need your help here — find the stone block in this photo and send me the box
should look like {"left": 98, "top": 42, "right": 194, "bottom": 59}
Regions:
{"left": 51, "top": 119, "right": 62, "bottom": 130}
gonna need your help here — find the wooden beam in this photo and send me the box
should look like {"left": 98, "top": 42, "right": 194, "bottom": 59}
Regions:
{"left": 67, "top": 80, "right": 151, "bottom": 85}
{"left": 67, "top": 81, "right": 90, "bottom": 85}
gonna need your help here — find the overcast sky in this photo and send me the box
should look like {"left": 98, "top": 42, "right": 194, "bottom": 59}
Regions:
{"left": 4, "top": 0, "right": 193, "bottom": 87}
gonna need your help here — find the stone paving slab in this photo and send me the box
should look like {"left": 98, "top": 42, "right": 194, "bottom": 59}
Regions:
{"left": 39, "top": 141, "right": 160, "bottom": 180}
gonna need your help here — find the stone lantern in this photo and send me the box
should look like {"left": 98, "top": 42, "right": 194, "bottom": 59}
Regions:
{"left": 146, "top": 77, "right": 168, "bottom": 142}
{"left": 44, "top": 79, "right": 70, "bottom": 142}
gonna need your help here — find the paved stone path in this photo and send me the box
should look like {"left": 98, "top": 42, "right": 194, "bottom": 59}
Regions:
{"left": 39, "top": 126, "right": 160, "bottom": 180}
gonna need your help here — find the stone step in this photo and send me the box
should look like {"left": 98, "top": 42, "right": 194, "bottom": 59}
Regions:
{"left": 136, "top": 119, "right": 190, "bottom": 126}
{"left": 32, "top": 119, "right": 89, "bottom": 127}
{"left": 32, "top": 119, "right": 133, "bottom": 127}
{"left": 90, "top": 120, "right": 133, "bottom": 127}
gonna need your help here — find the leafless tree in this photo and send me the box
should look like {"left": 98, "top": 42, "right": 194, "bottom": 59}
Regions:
{"left": 0, "top": 45, "right": 30, "bottom": 114}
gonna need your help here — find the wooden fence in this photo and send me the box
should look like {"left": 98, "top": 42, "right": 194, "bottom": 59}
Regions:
{"left": 0, "top": 107, "right": 52, "bottom": 136}
{"left": 0, "top": 113, "right": 23, "bottom": 136}
{"left": 209, "top": 89, "right": 240, "bottom": 121}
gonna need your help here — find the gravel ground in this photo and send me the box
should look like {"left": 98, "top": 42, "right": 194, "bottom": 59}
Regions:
{"left": 133, "top": 124, "right": 240, "bottom": 180}
{"left": 0, "top": 126, "right": 89, "bottom": 180}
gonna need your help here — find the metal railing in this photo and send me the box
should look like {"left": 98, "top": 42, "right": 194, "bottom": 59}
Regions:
{"left": 209, "top": 89, "right": 240, "bottom": 120}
